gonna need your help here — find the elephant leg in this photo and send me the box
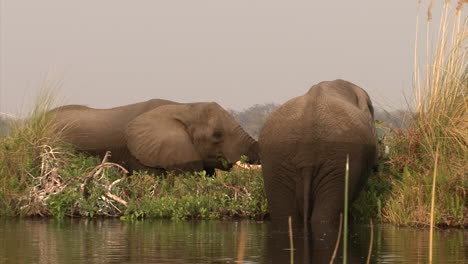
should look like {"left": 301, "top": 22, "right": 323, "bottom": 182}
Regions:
{"left": 307, "top": 150, "right": 346, "bottom": 224}
{"left": 263, "top": 163, "right": 298, "bottom": 225}
{"left": 310, "top": 157, "right": 365, "bottom": 227}
{"left": 307, "top": 180, "right": 344, "bottom": 263}
{"left": 310, "top": 171, "right": 345, "bottom": 226}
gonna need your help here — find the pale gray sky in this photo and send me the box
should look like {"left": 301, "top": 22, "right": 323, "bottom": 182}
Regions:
{"left": 0, "top": 1, "right": 461, "bottom": 115}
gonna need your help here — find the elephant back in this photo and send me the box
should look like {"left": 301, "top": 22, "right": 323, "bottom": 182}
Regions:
{"left": 303, "top": 79, "right": 376, "bottom": 146}
{"left": 47, "top": 99, "right": 180, "bottom": 152}
{"left": 259, "top": 95, "right": 308, "bottom": 161}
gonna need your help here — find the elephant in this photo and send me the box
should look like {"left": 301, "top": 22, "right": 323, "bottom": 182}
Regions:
{"left": 265, "top": 221, "right": 364, "bottom": 264}
{"left": 48, "top": 99, "right": 259, "bottom": 175}
{"left": 258, "top": 79, "right": 377, "bottom": 230}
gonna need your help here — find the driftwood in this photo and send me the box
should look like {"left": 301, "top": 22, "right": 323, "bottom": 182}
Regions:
{"left": 21, "top": 144, "right": 67, "bottom": 215}
{"left": 81, "top": 151, "right": 129, "bottom": 207}
{"left": 105, "top": 178, "right": 128, "bottom": 206}
{"left": 23, "top": 147, "right": 129, "bottom": 216}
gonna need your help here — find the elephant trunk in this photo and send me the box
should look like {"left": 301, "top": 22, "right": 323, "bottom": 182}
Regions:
{"left": 246, "top": 141, "right": 260, "bottom": 164}
{"left": 224, "top": 125, "right": 260, "bottom": 165}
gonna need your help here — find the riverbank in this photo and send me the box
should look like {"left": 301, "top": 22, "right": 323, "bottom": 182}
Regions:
{"left": 1, "top": 1, "right": 466, "bottom": 227}
{"left": 0, "top": 116, "right": 267, "bottom": 219}
{"left": 0, "top": 103, "right": 465, "bottom": 227}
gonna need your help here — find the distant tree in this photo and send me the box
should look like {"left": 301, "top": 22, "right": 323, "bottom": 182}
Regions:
{"left": 230, "top": 104, "right": 411, "bottom": 139}
{"left": 0, "top": 117, "right": 11, "bottom": 137}
{"left": 230, "top": 103, "right": 279, "bottom": 139}
{"left": 374, "top": 107, "right": 413, "bottom": 128}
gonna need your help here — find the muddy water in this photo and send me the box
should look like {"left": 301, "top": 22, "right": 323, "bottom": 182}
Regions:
{"left": 0, "top": 218, "right": 466, "bottom": 263}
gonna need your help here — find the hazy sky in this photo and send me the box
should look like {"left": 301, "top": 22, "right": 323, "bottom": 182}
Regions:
{"left": 0, "top": 1, "right": 460, "bottom": 115}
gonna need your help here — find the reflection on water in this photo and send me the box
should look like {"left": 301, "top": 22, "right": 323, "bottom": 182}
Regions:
{"left": 0, "top": 218, "right": 466, "bottom": 264}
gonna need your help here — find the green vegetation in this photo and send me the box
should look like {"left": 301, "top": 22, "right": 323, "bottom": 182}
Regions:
{"left": 0, "top": 99, "right": 267, "bottom": 219}
{"left": 123, "top": 169, "right": 266, "bottom": 220}
{"left": 0, "top": 112, "right": 266, "bottom": 219}
{"left": 353, "top": 1, "right": 467, "bottom": 227}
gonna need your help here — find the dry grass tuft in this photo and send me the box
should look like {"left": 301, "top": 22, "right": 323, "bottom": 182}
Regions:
{"left": 382, "top": 0, "right": 467, "bottom": 227}
{"left": 456, "top": 0, "right": 468, "bottom": 13}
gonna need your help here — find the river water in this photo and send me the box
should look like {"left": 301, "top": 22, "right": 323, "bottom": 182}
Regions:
{"left": 0, "top": 218, "right": 466, "bottom": 263}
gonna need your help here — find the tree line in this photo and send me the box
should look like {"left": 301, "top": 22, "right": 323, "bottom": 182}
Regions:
{"left": 230, "top": 103, "right": 411, "bottom": 139}
{"left": 0, "top": 105, "right": 410, "bottom": 139}
{"left": 0, "top": 117, "right": 9, "bottom": 137}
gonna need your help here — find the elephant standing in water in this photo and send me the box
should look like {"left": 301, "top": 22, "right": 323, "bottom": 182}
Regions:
{"left": 259, "top": 79, "right": 377, "bottom": 229}
{"left": 48, "top": 99, "right": 259, "bottom": 175}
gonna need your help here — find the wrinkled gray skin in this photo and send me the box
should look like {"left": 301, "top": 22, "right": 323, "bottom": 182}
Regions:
{"left": 48, "top": 99, "right": 259, "bottom": 175}
{"left": 259, "top": 79, "right": 377, "bottom": 230}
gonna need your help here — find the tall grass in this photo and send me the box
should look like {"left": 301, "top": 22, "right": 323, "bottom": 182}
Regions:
{"left": 0, "top": 87, "right": 67, "bottom": 215}
{"left": 382, "top": 1, "right": 467, "bottom": 227}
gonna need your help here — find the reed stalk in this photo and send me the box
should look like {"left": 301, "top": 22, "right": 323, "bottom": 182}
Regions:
{"left": 428, "top": 144, "right": 439, "bottom": 263}
{"left": 343, "top": 154, "right": 349, "bottom": 264}
{"left": 329, "top": 213, "right": 343, "bottom": 264}
{"left": 366, "top": 218, "right": 374, "bottom": 264}
{"left": 288, "top": 216, "right": 294, "bottom": 264}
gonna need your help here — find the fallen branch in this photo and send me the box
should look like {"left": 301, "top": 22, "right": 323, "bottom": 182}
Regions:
{"left": 82, "top": 151, "right": 111, "bottom": 196}
{"left": 22, "top": 144, "right": 67, "bottom": 215}
{"left": 105, "top": 178, "right": 127, "bottom": 206}
{"left": 81, "top": 151, "right": 129, "bottom": 210}
{"left": 81, "top": 151, "right": 128, "bottom": 197}
{"left": 105, "top": 192, "right": 127, "bottom": 207}
{"left": 108, "top": 178, "right": 125, "bottom": 191}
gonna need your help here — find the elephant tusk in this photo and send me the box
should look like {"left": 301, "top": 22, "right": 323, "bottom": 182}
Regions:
{"left": 234, "top": 161, "right": 262, "bottom": 170}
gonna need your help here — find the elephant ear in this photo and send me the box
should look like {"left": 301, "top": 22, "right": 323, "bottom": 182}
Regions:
{"left": 125, "top": 107, "right": 203, "bottom": 171}
{"left": 353, "top": 85, "right": 374, "bottom": 118}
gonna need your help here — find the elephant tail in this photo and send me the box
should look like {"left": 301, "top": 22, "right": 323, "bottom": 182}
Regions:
{"left": 299, "top": 166, "right": 314, "bottom": 231}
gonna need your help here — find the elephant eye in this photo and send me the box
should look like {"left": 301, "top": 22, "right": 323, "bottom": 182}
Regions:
{"left": 212, "top": 130, "right": 223, "bottom": 139}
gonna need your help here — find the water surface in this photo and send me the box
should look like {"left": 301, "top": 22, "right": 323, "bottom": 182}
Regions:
{"left": 0, "top": 218, "right": 466, "bottom": 263}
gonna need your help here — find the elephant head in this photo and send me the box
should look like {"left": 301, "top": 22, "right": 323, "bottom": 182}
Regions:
{"left": 125, "top": 102, "right": 259, "bottom": 173}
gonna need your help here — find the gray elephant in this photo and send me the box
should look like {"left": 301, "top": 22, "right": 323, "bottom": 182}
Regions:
{"left": 48, "top": 99, "right": 259, "bottom": 175}
{"left": 259, "top": 79, "right": 377, "bottom": 229}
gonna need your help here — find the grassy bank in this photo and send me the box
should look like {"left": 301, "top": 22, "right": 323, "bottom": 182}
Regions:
{"left": 0, "top": 98, "right": 267, "bottom": 219}
{"left": 0, "top": 90, "right": 464, "bottom": 225}
{"left": 382, "top": 1, "right": 466, "bottom": 227}
{"left": 353, "top": 1, "right": 467, "bottom": 227}
{"left": 2, "top": 92, "right": 464, "bottom": 227}
{"left": 0, "top": 132, "right": 266, "bottom": 220}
